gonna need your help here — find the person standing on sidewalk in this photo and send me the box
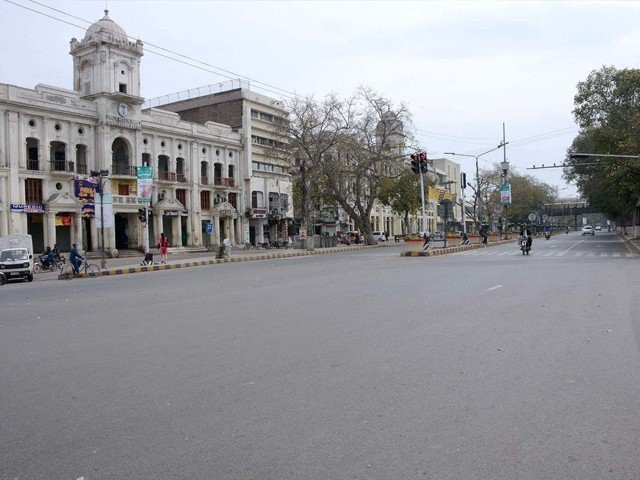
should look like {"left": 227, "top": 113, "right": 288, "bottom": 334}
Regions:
{"left": 422, "top": 231, "right": 431, "bottom": 251}
{"left": 158, "top": 233, "right": 169, "bottom": 264}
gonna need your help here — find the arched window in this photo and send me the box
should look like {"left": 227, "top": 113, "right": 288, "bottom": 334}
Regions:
{"left": 26, "top": 138, "right": 39, "bottom": 170}
{"left": 251, "top": 191, "right": 264, "bottom": 209}
{"left": 111, "top": 137, "right": 132, "bottom": 175}
{"left": 142, "top": 153, "right": 151, "bottom": 167}
{"left": 158, "top": 155, "right": 170, "bottom": 181}
{"left": 76, "top": 145, "right": 87, "bottom": 175}
{"left": 214, "top": 162, "right": 223, "bottom": 179}
{"left": 268, "top": 192, "right": 280, "bottom": 210}
{"left": 50, "top": 141, "right": 67, "bottom": 171}
{"left": 228, "top": 164, "right": 235, "bottom": 179}
{"left": 200, "top": 161, "right": 209, "bottom": 184}
{"left": 176, "top": 157, "right": 186, "bottom": 182}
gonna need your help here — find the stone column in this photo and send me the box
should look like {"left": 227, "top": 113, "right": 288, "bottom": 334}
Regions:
{"left": 229, "top": 218, "right": 236, "bottom": 244}
{"left": 257, "top": 221, "right": 264, "bottom": 244}
{"left": 172, "top": 215, "right": 180, "bottom": 247}
{"left": 213, "top": 215, "right": 221, "bottom": 244}
{"left": 72, "top": 212, "right": 83, "bottom": 249}
{"left": 45, "top": 211, "right": 56, "bottom": 248}
{"left": 236, "top": 217, "right": 243, "bottom": 245}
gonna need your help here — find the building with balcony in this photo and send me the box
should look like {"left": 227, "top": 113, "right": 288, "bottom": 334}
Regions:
{"left": 0, "top": 10, "right": 243, "bottom": 253}
{"left": 151, "top": 82, "right": 294, "bottom": 246}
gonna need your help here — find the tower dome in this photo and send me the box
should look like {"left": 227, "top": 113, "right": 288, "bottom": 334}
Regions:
{"left": 83, "top": 9, "right": 129, "bottom": 44}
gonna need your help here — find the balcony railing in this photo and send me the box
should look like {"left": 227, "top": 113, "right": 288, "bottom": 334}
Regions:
{"left": 111, "top": 164, "right": 137, "bottom": 176}
{"left": 176, "top": 172, "right": 187, "bottom": 183}
{"left": 77, "top": 164, "right": 87, "bottom": 175}
{"left": 50, "top": 160, "right": 75, "bottom": 173}
{"left": 27, "top": 159, "right": 39, "bottom": 171}
{"left": 214, "top": 177, "right": 235, "bottom": 187}
{"left": 158, "top": 171, "right": 176, "bottom": 181}
{"left": 200, "top": 176, "right": 209, "bottom": 185}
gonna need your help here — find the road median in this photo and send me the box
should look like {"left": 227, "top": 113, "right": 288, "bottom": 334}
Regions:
{"left": 401, "top": 238, "right": 518, "bottom": 257}
{"left": 58, "top": 244, "right": 388, "bottom": 280}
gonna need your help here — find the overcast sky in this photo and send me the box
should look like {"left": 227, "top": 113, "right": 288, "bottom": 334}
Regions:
{"left": 3, "top": 0, "right": 640, "bottom": 196}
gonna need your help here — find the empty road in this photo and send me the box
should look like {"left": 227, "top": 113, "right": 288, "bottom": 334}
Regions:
{"left": 1, "top": 232, "right": 639, "bottom": 479}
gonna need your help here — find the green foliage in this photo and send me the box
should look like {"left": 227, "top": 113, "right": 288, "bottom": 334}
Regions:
{"left": 216, "top": 243, "right": 227, "bottom": 259}
{"left": 378, "top": 170, "right": 425, "bottom": 218}
{"left": 566, "top": 66, "right": 640, "bottom": 222}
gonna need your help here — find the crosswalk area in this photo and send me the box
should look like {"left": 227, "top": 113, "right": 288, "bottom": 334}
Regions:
{"left": 455, "top": 249, "right": 637, "bottom": 258}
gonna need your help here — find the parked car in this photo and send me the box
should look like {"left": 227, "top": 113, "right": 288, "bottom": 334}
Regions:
{"left": 371, "top": 231, "right": 387, "bottom": 242}
{"left": 595, "top": 225, "right": 602, "bottom": 231}
{"left": 581, "top": 225, "right": 595, "bottom": 236}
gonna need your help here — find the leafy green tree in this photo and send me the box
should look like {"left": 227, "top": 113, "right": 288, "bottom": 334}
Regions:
{"left": 378, "top": 170, "right": 428, "bottom": 233}
{"left": 565, "top": 66, "right": 640, "bottom": 226}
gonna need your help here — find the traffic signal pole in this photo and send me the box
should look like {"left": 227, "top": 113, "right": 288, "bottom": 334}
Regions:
{"left": 419, "top": 167, "right": 427, "bottom": 233}
{"left": 144, "top": 206, "right": 150, "bottom": 254}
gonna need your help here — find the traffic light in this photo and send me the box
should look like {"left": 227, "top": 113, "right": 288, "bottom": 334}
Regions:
{"left": 461, "top": 172, "right": 467, "bottom": 188}
{"left": 138, "top": 208, "right": 147, "bottom": 223}
{"left": 419, "top": 152, "right": 428, "bottom": 173}
{"left": 410, "top": 154, "right": 420, "bottom": 174}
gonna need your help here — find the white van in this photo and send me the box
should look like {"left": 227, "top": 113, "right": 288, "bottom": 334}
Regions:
{"left": 0, "top": 234, "right": 34, "bottom": 282}
{"left": 371, "top": 231, "right": 387, "bottom": 242}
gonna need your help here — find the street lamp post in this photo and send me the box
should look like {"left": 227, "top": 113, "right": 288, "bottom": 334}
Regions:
{"left": 500, "top": 159, "right": 510, "bottom": 239}
{"left": 91, "top": 169, "right": 109, "bottom": 269}
{"left": 445, "top": 141, "right": 508, "bottom": 233}
{"left": 440, "top": 180, "right": 457, "bottom": 248}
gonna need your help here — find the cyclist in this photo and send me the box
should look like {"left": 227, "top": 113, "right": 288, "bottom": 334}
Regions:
{"left": 69, "top": 243, "right": 84, "bottom": 275}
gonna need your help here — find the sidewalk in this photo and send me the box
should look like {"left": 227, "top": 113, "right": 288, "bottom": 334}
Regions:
{"left": 619, "top": 234, "right": 640, "bottom": 255}
{"left": 56, "top": 243, "right": 403, "bottom": 281}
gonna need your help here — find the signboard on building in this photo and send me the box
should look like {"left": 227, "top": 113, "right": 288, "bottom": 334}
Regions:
{"left": 500, "top": 184, "right": 512, "bottom": 205}
{"left": 94, "top": 193, "right": 113, "bottom": 228}
{"left": 137, "top": 166, "right": 153, "bottom": 203}
{"left": 105, "top": 115, "right": 142, "bottom": 130}
{"left": 163, "top": 210, "right": 179, "bottom": 217}
{"left": 251, "top": 208, "right": 267, "bottom": 219}
{"left": 10, "top": 203, "right": 44, "bottom": 213}
{"left": 55, "top": 215, "right": 72, "bottom": 226}
{"left": 205, "top": 223, "right": 213, "bottom": 234}
{"left": 74, "top": 177, "right": 99, "bottom": 217}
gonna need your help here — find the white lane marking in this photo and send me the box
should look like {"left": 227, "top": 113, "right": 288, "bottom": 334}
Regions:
{"left": 497, "top": 251, "right": 511, "bottom": 256}
{"left": 586, "top": 252, "right": 595, "bottom": 257}
{"left": 600, "top": 253, "right": 608, "bottom": 257}
{"left": 559, "top": 239, "right": 585, "bottom": 257}
{"left": 544, "top": 252, "right": 556, "bottom": 256}
{"left": 574, "top": 252, "right": 584, "bottom": 257}
{"left": 484, "top": 284, "right": 503, "bottom": 292}
{"left": 613, "top": 253, "right": 620, "bottom": 257}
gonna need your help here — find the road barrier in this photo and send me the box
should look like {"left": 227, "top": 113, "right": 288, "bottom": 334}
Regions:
{"left": 401, "top": 238, "right": 518, "bottom": 257}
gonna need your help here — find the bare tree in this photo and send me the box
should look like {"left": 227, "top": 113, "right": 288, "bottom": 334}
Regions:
{"left": 275, "top": 87, "right": 414, "bottom": 244}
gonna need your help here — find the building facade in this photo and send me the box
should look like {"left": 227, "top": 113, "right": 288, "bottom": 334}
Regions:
{"left": 153, "top": 85, "right": 294, "bottom": 246}
{"left": 0, "top": 10, "right": 245, "bottom": 253}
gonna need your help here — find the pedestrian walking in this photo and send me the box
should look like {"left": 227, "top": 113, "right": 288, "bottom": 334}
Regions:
{"left": 461, "top": 232, "right": 470, "bottom": 245}
{"left": 158, "top": 233, "right": 169, "bottom": 264}
{"left": 422, "top": 231, "right": 430, "bottom": 251}
{"left": 480, "top": 227, "right": 488, "bottom": 246}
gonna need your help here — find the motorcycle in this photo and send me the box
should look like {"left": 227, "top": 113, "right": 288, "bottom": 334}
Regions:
{"left": 544, "top": 232, "right": 551, "bottom": 240}
{"left": 519, "top": 235, "right": 531, "bottom": 255}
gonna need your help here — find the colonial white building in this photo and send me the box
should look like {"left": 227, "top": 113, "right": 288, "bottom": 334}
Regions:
{"left": 150, "top": 83, "right": 294, "bottom": 246}
{"left": 0, "top": 10, "right": 245, "bottom": 254}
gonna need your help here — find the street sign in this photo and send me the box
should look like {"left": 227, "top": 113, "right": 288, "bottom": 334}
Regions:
{"left": 205, "top": 223, "right": 213, "bottom": 234}
{"left": 542, "top": 213, "right": 549, "bottom": 223}
{"left": 137, "top": 166, "right": 153, "bottom": 203}
{"left": 500, "top": 184, "right": 512, "bottom": 205}
{"left": 528, "top": 213, "right": 536, "bottom": 222}
{"left": 494, "top": 204, "right": 503, "bottom": 214}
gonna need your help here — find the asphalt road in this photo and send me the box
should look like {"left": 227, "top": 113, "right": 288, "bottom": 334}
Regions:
{"left": 1, "top": 232, "right": 639, "bottom": 479}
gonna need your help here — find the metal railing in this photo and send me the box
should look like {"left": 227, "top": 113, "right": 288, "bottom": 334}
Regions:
{"left": 50, "top": 160, "right": 74, "bottom": 173}
{"left": 200, "top": 176, "right": 209, "bottom": 185}
{"left": 177, "top": 172, "right": 187, "bottom": 183}
{"left": 111, "top": 164, "right": 137, "bottom": 176}
{"left": 214, "top": 177, "right": 235, "bottom": 187}
{"left": 158, "top": 171, "right": 177, "bottom": 181}
{"left": 142, "top": 79, "right": 252, "bottom": 109}
{"left": 27, "top": 159, "right": 39, "bottom": 171}
{"left": 76, "top": 164, "right": 87, "bottom": 175}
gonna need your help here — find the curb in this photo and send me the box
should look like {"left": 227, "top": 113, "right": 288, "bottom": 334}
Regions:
{"left": 618, "top": 234, "right": 640, "bottom": 255}
{"left": 58, "top": 244, "right": 385, "bottom": 280}
{"left": 400, "top": 238, "right": 517, "bottom": 257}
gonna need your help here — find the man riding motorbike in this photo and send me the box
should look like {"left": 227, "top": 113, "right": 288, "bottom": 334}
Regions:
{"left": 519, "top": 227, "right": 533, "bottom": 255}
{"left": 39, "top": 246, "right": 54, "bottom": 269}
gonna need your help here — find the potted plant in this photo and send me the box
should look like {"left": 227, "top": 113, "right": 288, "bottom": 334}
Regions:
{"left": 404, "top": 234, "right": 424, "bottom": 252}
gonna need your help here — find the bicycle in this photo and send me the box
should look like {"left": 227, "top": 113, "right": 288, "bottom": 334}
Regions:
{"left": 72, "top": 259, "right": 101, "bottom": 277}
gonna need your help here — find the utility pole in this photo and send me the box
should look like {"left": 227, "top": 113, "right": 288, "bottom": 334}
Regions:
{"left": 410, "top": 152, "right": 429, "bottom": 233}
{"left": 91, "top": 169, "right": 109, "bottom": 269}
{"left": 502, "top": 122, "right": 508, "bottom": 239}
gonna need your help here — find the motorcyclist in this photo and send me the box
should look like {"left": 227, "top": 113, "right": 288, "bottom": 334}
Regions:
{"left": 565, "top": 226, "right": 570, "bottom": 234}
{"left": 52, "top": 244, "right": 62, "bottom": 263}
{"left": 519, "top": 227, "right": 533, "bottom": 254}
{"left": 40, "top": 246, "right": 53, "bottom": 269}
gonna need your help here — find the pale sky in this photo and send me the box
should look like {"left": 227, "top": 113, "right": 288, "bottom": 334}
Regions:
{"left": 3, "top": 0, "right": 640, "bottom": 196}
